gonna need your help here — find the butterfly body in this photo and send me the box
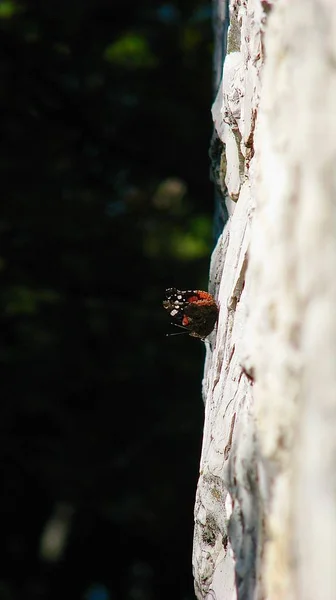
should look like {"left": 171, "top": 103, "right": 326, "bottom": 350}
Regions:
{"left": 163, "top": 287, "right": 219, "bottom": 339}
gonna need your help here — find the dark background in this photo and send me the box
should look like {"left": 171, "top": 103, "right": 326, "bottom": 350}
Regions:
{"left": 0, "top": 1, "right": 217, "bottom": 598}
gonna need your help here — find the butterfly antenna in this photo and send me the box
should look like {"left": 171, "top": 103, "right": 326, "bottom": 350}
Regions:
{"left": 166, "top": 331, "right": 189, "bottom": 337}
{"left": 166, "top": 323, "right": 189, "bottom": 337}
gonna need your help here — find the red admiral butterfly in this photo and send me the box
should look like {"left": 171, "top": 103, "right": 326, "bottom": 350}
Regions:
{"left": 163, "top": 287, "right": 219, "bottom": 339}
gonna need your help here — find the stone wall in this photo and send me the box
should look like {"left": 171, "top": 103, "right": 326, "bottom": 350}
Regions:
{"left": 192, "top": 1, "right": 336, "bottom": 599}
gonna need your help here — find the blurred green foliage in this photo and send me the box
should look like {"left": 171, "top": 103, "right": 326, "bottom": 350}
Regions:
{"left": 0, "top": 1, "right": 21, "bottom": 19}
{"left": 0, "top": 0, "right": 214, "bottom": 599}
{"left": 104, "top": 33, "right": 158, "bottom": 68}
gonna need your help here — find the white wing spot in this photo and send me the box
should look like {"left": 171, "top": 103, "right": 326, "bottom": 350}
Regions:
{"left": 170, "top": 309, "right": 178, "bottom": 316}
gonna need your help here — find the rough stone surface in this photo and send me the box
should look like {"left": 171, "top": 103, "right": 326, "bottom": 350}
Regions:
{"left": 193, "top": 1, "right": 336, "bottom": 599}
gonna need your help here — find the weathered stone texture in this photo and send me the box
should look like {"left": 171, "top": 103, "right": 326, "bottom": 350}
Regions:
{"left": 193, "top": 1, "right": 336, "bottom": 599}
